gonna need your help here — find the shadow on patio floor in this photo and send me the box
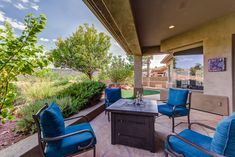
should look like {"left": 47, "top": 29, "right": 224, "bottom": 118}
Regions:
{"left": 78, "top": 109, "right": 223, "bottom": 157}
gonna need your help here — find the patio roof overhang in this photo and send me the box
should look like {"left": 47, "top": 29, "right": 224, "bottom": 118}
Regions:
{"left": 83, "top": 0, "right": 235, "bottom": 56}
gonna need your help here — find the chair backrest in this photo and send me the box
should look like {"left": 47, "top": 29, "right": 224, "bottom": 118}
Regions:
{"left": 189, "top": 80, "right": 196, "bottom": 86}
{"left": 211, "top": 113, "right": 235, "bottom": 157}
{"left": 40, "top": 102, "right": 65, "bottom": 139}
{"left": 105, "top": 88, "right": 121, "bottom": 104}
{"left": 33, "top": 102, "right": 65, "bottom": 156}
{"left": 167, "top": 88, "right": 190, "bottom": 106}
{"left": 32, "top": 103, "right": 49, "bottom": 156}
{"left": 176, "top": 80, "right": 182, "bottom": 88}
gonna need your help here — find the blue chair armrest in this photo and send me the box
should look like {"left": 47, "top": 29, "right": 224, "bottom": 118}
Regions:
{"left": 157, "top": 99, "right": 168, "bottom": 101}
{"left": 172, "top": 104, "right": 189, "bottom": 114}
{"left": 157, "top": 99, "right": 168, "bottom": 103}
{"left": 189, "top": 122, "right": 216, "bottom": 131}
{"left": 105, "top": 98, "right": 113, "bottom": 108}
{"left": 42, "top": 129, "right": 95, "bottom": 149}
{"left": 166, "top": 134, "right": 224, "bottom": 157}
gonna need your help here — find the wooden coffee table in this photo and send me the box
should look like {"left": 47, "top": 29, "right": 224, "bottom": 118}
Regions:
{"left": 106, "top": 99, "right": 158, "bottom": 152}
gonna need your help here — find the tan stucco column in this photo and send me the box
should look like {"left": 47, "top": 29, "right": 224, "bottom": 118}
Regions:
{"left": 134, "top": 55, "right": 143, "bottom": 97}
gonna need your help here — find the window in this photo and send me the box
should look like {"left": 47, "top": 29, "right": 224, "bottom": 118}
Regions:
{"left": 172, "top": 47, "right": 203, "bottom": 90}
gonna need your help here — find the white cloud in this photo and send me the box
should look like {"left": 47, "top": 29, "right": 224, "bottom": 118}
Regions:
{"left": 2, "top": 0, "right": 40, "bottom": 11}
{"left": 0, "top": 10, "right": 25, "bottom": 30}
{"left": 6, "top": 18, "right": 25, "bottom": 30}
{"left": 31, "top": 3, "right": 39, "bottom": 10}
{"left": 0, "top": 11, "right": 5, "bottom": 22}
{"left": 20, "top": 0, "right": 29, "bottom": 3}
{"left": 0, "top": 25, "right": 4, "bottom": 29}
{"left": 14, "top": 3, "right": 27, "bottom": 10}
{"left": 52, "top": 39, "right": 57, "bottom": 42}
{"left": 40, "top": 37, "right": 50, "bottom": 42}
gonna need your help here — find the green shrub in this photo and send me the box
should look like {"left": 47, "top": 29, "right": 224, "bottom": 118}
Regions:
{"left": 97, "top": 70, "right": 109, "bottom": 81}
{"left": 16, "top": 97, "right": 72, "bottom": 134}
{"left": 24, "top": 82, "right": 55, "bottom": 100}
{"left": 16, "top": 81, "right": 105, "bottom": 135}
{"left": 16, "top": 100, "right": 45, "bottom": 134}
{"left": 55, "top": 96, "right": 74, "bottom": 117}
{"left": 78, "top": 74, "right": 90, "bottom": 82}
{"left": 108, "top": 67, "right": 133, "bottom": 84}
{"left": 34, "top": 69, "right": 60, "bottom": 81}
{"left": 53, "top": 79, "right": 69, "bottom": 87}
{"left": 107, "top": 55, "right": 133, "bottom": 85}
{"left": 58, "top": 81, "right": 106, "bottom": 110}
{"left": 16, "top": 80, "right": 67, "bottom": 102}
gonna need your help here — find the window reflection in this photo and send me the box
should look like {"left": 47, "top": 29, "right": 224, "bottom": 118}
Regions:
{"left": 172, "top": 54, "right": 203, "bottom": 90}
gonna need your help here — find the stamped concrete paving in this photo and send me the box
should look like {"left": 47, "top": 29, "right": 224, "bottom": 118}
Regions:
{"left": 78, "top": 109, "right": 223, "bottom": 157}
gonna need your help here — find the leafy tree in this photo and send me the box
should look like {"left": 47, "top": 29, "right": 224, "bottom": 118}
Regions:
{"left": 143, "top": 56, "right": 153, "bottom": 77}
{"left": 127, "top": 55, "right": 153, "bottom": 77}
{"left": 50, "top": 24, "right": 111, "bottom": 80}
{"left": 107, "top": 55, "right": 133, "bottom": 85}
{"left": 0, "top": 14, "right": 48, "bottom": 123}
{"left": 190, "top": 63, "right": 202, "bottom": 76}
{"left": 126, "top": 55, "right": 134, "bottom": 65}
{"left": 173, "top": 57, "right": 177, "bottom": 69}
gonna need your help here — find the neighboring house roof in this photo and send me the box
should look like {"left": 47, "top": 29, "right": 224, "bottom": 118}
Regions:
{"left": 160, "top": 54, "right": 173, "bottom": 64}
{"left": 151, "top": 66, "right": 167, "bottom": 73}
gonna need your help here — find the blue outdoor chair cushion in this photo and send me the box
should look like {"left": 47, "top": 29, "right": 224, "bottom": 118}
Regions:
{"left": 210, "top": 113, "right": 235, "bottom": 157}
{"left": 167, "top": 129, "right": 212, "bottom": 157}
{"left": 40, "top": 102, "right": 65, "bottom": 138}
{"left": 167, "top": 88, "right": 189, "bottom": 106}
{"left": 105, "top": 88, "right": 121, "bottom": 107}
{"left": 45, "top": 122, "right": 96, "bottom": 157}
{"left": 158, "top": 104, "right": 189, "bottom": 117}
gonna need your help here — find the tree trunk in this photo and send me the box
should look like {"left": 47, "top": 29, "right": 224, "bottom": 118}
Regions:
{"left": 147, "top": 58, "right": 150, "bottom": 77}
{"left": 87, "top": 72, "right": 93, "bottom": 80}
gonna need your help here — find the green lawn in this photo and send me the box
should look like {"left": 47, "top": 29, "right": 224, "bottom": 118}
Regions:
{"left": 121, "top": 89, "right": 160, "bottom": 99}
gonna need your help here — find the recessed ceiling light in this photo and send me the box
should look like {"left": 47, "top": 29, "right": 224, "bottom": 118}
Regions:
{"left": 169, "top": 25, "right": 175, "bottom": 29}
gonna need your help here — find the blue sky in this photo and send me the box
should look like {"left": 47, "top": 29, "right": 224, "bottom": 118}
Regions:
{"left": 175, "top": 55, "right": 203, "bottom": 69}
{"left": 0, "top": 0, "right": 165, "bottom": 67}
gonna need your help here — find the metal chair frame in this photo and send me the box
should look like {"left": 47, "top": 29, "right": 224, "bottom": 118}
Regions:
{"left": 157, "top": 91, "right": 192, "bottom": 132}
{"left": 164, "top": 122, "right": 225, "bottom": 157}
{"left": 32, "top": 103, "right": 96, "bottom": 157}
{"left": 105, "top": 96, "right": 111, "bottom": 121}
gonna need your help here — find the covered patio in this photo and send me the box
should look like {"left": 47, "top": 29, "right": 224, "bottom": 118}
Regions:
{"left": 80, "top": 0, "right": 235, "bottom": 157}
{"left": 1, "top": 1, "right": 235, "bottom": 157}
{"left": 83, "top": 0, "right": 235, "bottom": 116}
{"left": 79, "top": 109, "right": 222, "bottom": 157}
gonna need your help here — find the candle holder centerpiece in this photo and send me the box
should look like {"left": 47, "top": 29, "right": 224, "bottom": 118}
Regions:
{"left": 134, "top": 91, "right": 143, "bottom": 106}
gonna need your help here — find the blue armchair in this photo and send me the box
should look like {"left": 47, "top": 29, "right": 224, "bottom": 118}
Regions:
{"left": 105, "top": 87, "right": 122, "bottom": 121}
{"left": 33, "top": 102, "right": 96, "bottom": 157}
{"left": 158, "top": 88, "right": 191, "bottom": 132}
{"left": 165, "top": 113, "right": 235, "bottom": 157}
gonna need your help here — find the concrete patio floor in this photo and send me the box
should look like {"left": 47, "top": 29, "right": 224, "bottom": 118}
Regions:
{"left": 78, "top": 108, "right": 223, "bottom": 157}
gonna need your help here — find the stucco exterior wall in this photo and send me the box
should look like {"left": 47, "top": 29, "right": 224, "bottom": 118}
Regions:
{"left": 161, "top": 12, "right": 235, "bottom": 113}
{"left": 134, "top": 55, "right": 143, "bottom": 96}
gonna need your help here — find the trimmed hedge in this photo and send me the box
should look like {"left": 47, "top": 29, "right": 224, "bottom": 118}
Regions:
{"left": 16, "top": 97, "right": 72, "bottom": 134}
{"left": 58, "top": 81, "right": 106, "bottom": 110}
{"left": 16, "top": 81, "right": 105, "bottom": 134}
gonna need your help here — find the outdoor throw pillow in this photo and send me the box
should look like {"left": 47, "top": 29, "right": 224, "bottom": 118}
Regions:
{"left": 211, "top": 113, "right": 235, "bottom": 157}
{"left": 40, "top": 102, "right": 65, "bottom": 138}
{"left": 167, "top": 88, "right": 189, "bottom": 106}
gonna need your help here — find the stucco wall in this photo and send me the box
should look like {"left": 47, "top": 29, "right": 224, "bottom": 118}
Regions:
{"left": 161, "top": 12, "right": 235, "bottom": 113}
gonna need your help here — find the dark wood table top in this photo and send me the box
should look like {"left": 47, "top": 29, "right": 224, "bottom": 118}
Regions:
{"left": 106, "top": 99, "right": 158, "bottom": 116}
